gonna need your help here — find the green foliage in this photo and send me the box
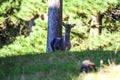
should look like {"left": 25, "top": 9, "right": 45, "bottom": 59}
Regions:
{"left": 103, "top": 5, "right": 120, "bottom": 32}
{"left": 17, "top": 0, "right": 47, "bottom": 20}
{"left": 63, "top": 0, "right": 118, "bottom": 21}
{"left": 0, "top": 0, "right": 47, "bottom": 48}
{"left": 0, "top": 0, "right": 21, "bottom": 16}
{"left": 0, "top": 0, "right": 119, "bottom": 57}
{"left": 0, "top": 24, "right": 47, "bottom": 57}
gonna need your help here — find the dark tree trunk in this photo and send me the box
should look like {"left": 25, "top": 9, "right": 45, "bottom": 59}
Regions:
{"left": 46, "top": 0, "right": 62, "bottom": 52}
{"left": 98, "top": 11, "right": 104, "bottom": 34}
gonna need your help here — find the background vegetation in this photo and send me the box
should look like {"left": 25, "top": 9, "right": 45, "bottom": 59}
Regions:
{"left": 0, "top": 0, "right": 120, "bottom": 80}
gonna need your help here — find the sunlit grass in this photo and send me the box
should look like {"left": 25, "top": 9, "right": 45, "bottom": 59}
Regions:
{"left": 78, "top": 64, "right": 120, "bottom": 80}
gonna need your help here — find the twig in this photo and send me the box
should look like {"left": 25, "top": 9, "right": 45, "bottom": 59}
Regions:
{"left": 115, "top": 42, "right": 120, "bottom": 54}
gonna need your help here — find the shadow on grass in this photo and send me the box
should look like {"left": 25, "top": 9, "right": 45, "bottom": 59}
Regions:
{"left": 0, "top": 50, "right": 120, "bottom": 80}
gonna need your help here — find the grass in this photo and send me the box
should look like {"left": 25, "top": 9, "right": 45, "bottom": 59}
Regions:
{"left": 0, "top": 50, "right": 120, "bottom": 80}
{"left": 80, "top": 64, "right": 120, "bottom": 80}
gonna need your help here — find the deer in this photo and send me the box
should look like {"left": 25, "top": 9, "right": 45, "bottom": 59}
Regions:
{"left": 28, "top": 14, "right": 39, "bottom": 35}
{"left": 51, "top": 22, "right": 76, "bottom": 51}
{"left": 80, "top": 60, "right": 97, "bottom": 73}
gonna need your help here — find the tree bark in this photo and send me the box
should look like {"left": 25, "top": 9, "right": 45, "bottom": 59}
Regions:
{"left": 46, "top": 0, "right": 62, "bottom": 52}
{"left": 89, "top": 12, "right": 103, "bottom": 36}
{"left": 97, "top": 11, "right": 104, "bottom": 34}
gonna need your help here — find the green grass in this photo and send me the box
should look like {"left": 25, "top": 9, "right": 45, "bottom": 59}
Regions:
{"left": 0, "top": 50, "right": 120, "bottom": 80}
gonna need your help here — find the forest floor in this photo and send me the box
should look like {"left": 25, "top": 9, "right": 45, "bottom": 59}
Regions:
{"left": 0, "top": 50, "right": 120, "bottom": 80}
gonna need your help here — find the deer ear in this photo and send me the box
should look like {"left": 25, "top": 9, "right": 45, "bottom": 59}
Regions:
{"left": 62, "top": 22, "right": 66, "bottom": 27}
{"left": 71, "top": 24, "right": 76, "bottom": 27}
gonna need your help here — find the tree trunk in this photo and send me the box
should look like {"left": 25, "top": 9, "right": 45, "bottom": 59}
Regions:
{"left": 46, "top": 0, "right": 62, "bottom": 52}
{"left": 89, "top": 11, "right": 103, "bottom": 36}
{"left": 98, "top": 11, "right": 104, "bottom": 34}
{"left": 89, "top": 16, "right": 99, "bottom": 36}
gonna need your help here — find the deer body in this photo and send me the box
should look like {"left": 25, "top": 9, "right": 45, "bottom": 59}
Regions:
{"left": 80, "top": 60, "right": 97, "bottom": 72}
{"left": 51, "top": 23, "right": 75, "bottom": 51}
